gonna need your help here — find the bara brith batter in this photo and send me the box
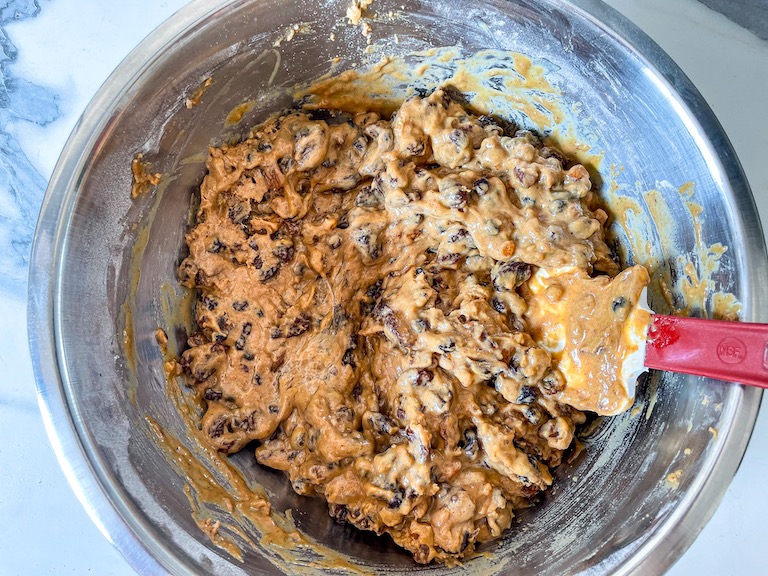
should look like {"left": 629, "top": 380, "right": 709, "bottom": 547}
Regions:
{"left": 176, "top": 87, "right": 649, "bottom": 563}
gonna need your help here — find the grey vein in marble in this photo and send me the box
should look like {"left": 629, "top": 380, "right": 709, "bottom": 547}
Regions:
{"left": 0, "top": 0, "right": 60, "bottom": 294}
{"left": 699, "top": 0, "right": 768, "bottom": 41}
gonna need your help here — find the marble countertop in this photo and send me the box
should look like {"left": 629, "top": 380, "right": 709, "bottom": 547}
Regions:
{"left": 2, "top": 0, "right": 766, "bottom": 574}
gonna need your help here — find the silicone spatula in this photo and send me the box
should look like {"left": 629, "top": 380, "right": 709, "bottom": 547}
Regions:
{"left": 526, "top": 266, "right": 768, "bottom": 416}
{"left": 644, "top": 311, "right": 768, "bottom": 389}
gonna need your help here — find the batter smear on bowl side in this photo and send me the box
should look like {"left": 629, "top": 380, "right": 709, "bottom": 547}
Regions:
{"left": 177, "top": 88, "right": 649, "bottom": 563}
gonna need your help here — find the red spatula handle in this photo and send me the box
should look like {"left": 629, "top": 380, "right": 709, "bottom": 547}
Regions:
{"left": 645, "top": 314, "right": 768, "bottom": 389}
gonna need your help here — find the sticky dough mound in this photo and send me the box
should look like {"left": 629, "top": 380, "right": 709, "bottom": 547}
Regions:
{"left": 177, "top": 88, "right": 638, "bottom": 563}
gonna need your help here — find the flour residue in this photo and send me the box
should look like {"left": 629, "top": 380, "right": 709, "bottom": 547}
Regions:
{"left": 273, "top": 23, "right": 314, "bottom": 48}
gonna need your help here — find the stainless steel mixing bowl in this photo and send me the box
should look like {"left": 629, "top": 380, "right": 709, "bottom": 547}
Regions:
{"left": 28, "top": 0, "right": 768, "bottom": 574}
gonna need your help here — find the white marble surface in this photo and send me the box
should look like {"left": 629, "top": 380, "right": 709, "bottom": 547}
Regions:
{"left": 1, "top": 0, "right": 766, "bottom": 574}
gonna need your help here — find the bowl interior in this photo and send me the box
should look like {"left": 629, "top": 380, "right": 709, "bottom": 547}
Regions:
{"left": 45, "top": 0, "right": 763, "bottom": 574}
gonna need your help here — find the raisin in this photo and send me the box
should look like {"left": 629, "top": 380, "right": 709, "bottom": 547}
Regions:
{"left": 447, "top": 228, "right": 469, "bottom": 243}
{"left": 388, "top": 489, "right": 405, "bottom": 509}
{"left": 406, "top": 141, "right": 425, "bottom": 155}
{"left": 514, "top": 166, "right": 536, "bottom": 188}
{"left": 208, "top": 417, "right": 227, "bottom": 438}
{"left": 448, "top": 129, "right": 467, "bottom": 148}
{"left": 208, "top": 239, "right": 225, "bottom": 253}
{"left": 278, "top": 155, "right": 294, "bottom": 173}
{"left": 430, "top": 274, "right": 447, "bottom": 290}
{"left": 458, "top": 427, "right": 478, "bottom": 454}
{"left": 227, "top": 205, "right": 245, "bottom": 225}
{"left": 550, "top": 198, "right": 568, "bottom": 214}
{"left": 191, "top": 365, "right": 214, "bottom": 381}
{"left": 524, "top": 406, "right": 542, "bottom": 425}
{"left": 336, "top": 405, "right": 354, "bottom": 423}
{"left": 329, "top": 504, "right": 349, "bottom": 524}
{"left": 492, "top": 260, "right": 532, "bottom": 291}
{"left": 286, "top": 313, "right": 311, "bottom": 338}
{"left": 438, "top": 339, "right": 455, "bottom": 353}
{"left": 202, "top": 296, "right": 218, "bottom": 311}
{"left": 414, "top": 369, "right": 434, "bottom": 386}
{"left": 235, "top": 322, "right": 252, "bottom": 350}
{"left": 360, "top": 279, "right": 383, "bottom": 315}
{"left": 612, "top": 296, "right": 627, "bottom": 312}
{"left": 260, "top": 265, "right": 280, "bottom": 282}
{"left": 328, "top": 234, "right": 342, "bottom": 249}
{"left": 357, "top": 516, "right": 374, "bottom": 531}
{"left": 376, "top": 303, "right": 410, "bottom": 348}
{"left": 351, "top": 227, "right": 382, "bottom": 260}
{"left": 540, "top": 146, "right": 566, "bottom": 166}
{"left": 273, "top": 243, "right": 295, "bottom": 263}
{"left": 541, "top": 369, "right": 565, "bottom": 394}
{"left": 440, "top": 182, "right": 468, "bottom": 209}
{"left": 437, "top": 252, "right": 462, "bottom": 266}
{"left": 366, "top": 278, "right": 384, "bottom": 300}
{"left": 517, "top": 385, "right": 536, "bottom": 405}
{"left": 355, "top": 185, "right": 385, "bottom": 209}
{"left": 203, "top": 388, "right": 222, "bottom": 401}
{"left": 414, "top": 544, "right": 432, "bottom": 564}
{"left": 461, "top": 531, "right": 473, "bottom": 552}
{"left": 366, "top": 412, "right": 398, "bottom": 435}
{"left": 232, "top": 300, "right": 249, "bottom": 311}
{"left": 342, "top": 348, "right": 357, "bottom": 369}
{"left": 236, "top": 412, "right": 255, "bottom": 431}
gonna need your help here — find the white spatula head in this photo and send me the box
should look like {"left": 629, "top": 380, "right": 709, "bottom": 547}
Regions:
{"left": 525, "top": 265, "right": 651, "bottom": 415}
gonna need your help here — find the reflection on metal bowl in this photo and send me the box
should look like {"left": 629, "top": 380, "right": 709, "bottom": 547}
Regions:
{"left": 28, "top": 0, "right": 767, "bottom": 574}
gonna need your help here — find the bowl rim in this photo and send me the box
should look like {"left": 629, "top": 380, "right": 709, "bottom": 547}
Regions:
{"left": 27, "top": 0, "right": 767, "bottom": 574}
